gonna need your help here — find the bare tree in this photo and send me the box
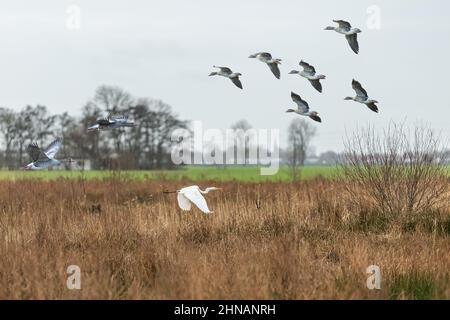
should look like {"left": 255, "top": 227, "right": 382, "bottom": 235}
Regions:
{"left": 0, "top": 105, "right": 56, "bottom": 168}
{"left": 92, "top": 85, "right": 134, "bottom": 154}
{"left": 318, "top": 150, "right": 339, "bottom": 165}
{"left": 0, "top": 85, "right": 189, "bottom": 170}
{"left": 14, "top": 109, "right": 31, "bottom": 166}
{"left": 0, "top": 108, "right": 17, "bottom": 169}
{"left": 287, "top": 118, "right": 317, "bottom": 180}
{"left": 55, "top": 112, "right": 77, "bottom": 159}
{"left": 342, "top": 123, "right": 449, "bottom": 217}
{"left": 146, "top": 100, "right": 188, "bottom": 169}
{"left": 93, "top": 85, "right": 134, "bottom": 113}
{"left": 231, "top": 119, "right": 253, "bottom": 165}
{"left": 28, "top": 105, "right": 56, "bottom": 147}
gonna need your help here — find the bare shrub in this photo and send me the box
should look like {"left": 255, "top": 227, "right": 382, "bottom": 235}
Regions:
{"left": 341, "top": 123, "right": 449, "bottom": 217}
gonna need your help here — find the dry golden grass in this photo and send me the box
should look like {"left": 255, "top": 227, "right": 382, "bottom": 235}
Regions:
{"left": 0, "top": 178, "right": 449, "bottom": 299}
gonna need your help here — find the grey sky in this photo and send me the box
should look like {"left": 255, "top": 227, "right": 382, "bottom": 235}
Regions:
{"left": 0, "top": 0, "right": 449, "bottom": 152}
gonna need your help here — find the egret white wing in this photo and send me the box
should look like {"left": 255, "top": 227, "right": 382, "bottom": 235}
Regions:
{"left": 182, "top": 188, "right": 212, "bottom": 214}
{"left": 177, "top": 193, "right": 192, "bottom": 211}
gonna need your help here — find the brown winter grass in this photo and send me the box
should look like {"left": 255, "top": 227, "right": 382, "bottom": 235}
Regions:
{"left": 0, "top": 177, "right": 449, "bottom": 299}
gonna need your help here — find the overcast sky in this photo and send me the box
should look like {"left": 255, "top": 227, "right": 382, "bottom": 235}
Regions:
{"left": 0, "top": 0, "right": 449, "bottom": 152}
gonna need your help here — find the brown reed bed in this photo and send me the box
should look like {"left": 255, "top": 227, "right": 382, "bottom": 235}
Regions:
{"left": 0, "top": 178, "right": 448, "bottom": 299}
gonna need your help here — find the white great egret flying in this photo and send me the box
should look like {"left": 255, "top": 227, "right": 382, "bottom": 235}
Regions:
{"left": 164, "top": 185, "right": 222, "bottom": 214}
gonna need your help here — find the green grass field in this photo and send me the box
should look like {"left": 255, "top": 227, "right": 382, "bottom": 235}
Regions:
{"left": 0, "top": 165, "right": 338, "bottom": 182}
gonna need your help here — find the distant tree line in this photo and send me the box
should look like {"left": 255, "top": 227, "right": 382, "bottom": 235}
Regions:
{"left": 0, "top": 85, "right": 188, "bottom": 170}
{"left": 4, "top": 87, "right": 443, "bottom": 172}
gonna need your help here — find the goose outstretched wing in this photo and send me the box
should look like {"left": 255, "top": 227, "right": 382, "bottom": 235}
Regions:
{"left": 257, "top": 52, "right": 273, "bottom": 62}
{"left": 110, "top": 114, "right": 128, "bottom": 123}
{"left": 214, "top": 66, "right": 233, "bottom": 75}
{"left": 299, "top": 60, "right": 316, "bottom": 75}
{"left": 346, "top": 33, "right": 359, "bottom": 54}
{"left": 352, "top": 79, "right": 368, "bottom": 99}
{"left": 97, "top": 118, "right": 112, "bottom": 125}
{"left": 268, "top": 62, "right": 281, "bottom": 79}
{"left": 44, "top": 138, "right": 62, "bottom": 159}
{"left": 230, "top": 76, "right": 243, "bottom": 89}
{"left": 309, "top": 79, "right": 323, "bottom": 93}
{"left": 334, "top": 20, "right": 352, "bottom": 31}
{"left": 27, "top": 143, "right": 42, "bottom": 162}
{"left": 291, "top": 92, "right": 310, "bottom": 114}
{"left": 27, "top": 142, "right": 51, "bottom": 161}
{"left": 366, "top": 102, "right": 379, "bottom": 113}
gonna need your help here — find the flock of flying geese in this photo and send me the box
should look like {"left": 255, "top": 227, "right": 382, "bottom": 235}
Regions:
{"left": 22, "top": 19, "right": 380, "bottom": 214}
{"left": 23, "top": 115, "right": 135, "bottom": 170}
{"left": 181, "top": 19, "right": 381, "bottom": 213}
{"left": 209, "top": 19, "right": 380, "bottom": 123}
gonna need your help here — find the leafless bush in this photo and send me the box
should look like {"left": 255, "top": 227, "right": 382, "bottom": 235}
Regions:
{"left": 341, "top": 123, "right": 449, "bottom": 217}
{"left": 287, "top": 118, "right": 317, "bottom": 181}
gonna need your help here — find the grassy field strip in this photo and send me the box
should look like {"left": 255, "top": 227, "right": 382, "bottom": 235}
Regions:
{"left": 0, "top": 166, "right": 339, "bottom": 182}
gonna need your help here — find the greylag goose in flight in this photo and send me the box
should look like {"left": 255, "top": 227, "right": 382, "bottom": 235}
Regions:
{"left": 286, "top": 92, "right": 322, "bottom": 123}
{"left": 23, "top": 138, "right": 66, "bottom": 170}
{"left": 248, "top": 52, "right": 282, "bottom": 79}
{"left": 289, "top": 60, "right": 326, "bottom": 93}
{"left": 344, "top": 79, "right": 379, "bottom": 113}
{"left": 209, "top": 65, "right": 243, "bottom": 89}
{"left": 324, "top": 20, "right": 361, "bottom": 54}
{"left": 164, "top": 185, "right": 222, "bottom": 214}
{"left": 88, "top": 114, "right": 135, "bottom": 132}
